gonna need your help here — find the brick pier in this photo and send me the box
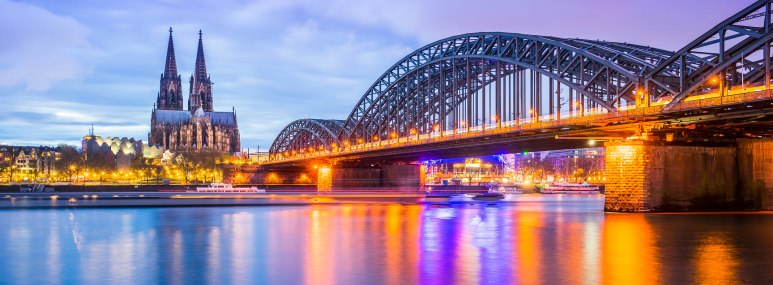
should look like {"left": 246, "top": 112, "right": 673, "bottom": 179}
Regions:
{"left": 605, "top": 139, "right": 772, "bottom": 212}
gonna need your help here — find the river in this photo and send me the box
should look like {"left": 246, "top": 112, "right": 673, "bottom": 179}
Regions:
{"left": 1, "top": 195, "right": 771, "bottom": 284}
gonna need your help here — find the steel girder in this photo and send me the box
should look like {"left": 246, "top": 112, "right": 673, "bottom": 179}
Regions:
{"left": 359, "top": 59, "right": 518, "bottom": 141}
{"left": 648, "top": 0, "right": 773, "bottom": 110}
{"left": 338, "top": 32, "right": 679, "bottom": 144}
{"left": 269, "top": 119, "right": 344, "bottom": 156}
{"left": 270, "top": 1, "right": 773, "bottom": 160}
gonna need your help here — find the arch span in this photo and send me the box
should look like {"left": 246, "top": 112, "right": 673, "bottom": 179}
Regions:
{"left": 269, "top": 1, "right": 773, "bottom": 160}
{"left": 337, "top": 32, "right": 683, "bottom": 144}
{"left": 269, "top": 119, "right": 344, "bottom": 158}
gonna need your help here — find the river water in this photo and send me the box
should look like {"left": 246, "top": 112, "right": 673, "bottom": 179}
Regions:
{"left": 1, "top": 195, "right": 771, "bottom": 284}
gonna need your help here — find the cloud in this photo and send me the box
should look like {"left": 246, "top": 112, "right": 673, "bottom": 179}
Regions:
{"left": 0, "top": 0, "right": 93, "bottom": 91}
{"left": 0, "top": 0, "right": 758, "bottom": 149}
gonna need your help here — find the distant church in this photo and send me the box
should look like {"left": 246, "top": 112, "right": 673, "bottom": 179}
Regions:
{"left": 149, "top": 28, "right": 240, "bottom": 154}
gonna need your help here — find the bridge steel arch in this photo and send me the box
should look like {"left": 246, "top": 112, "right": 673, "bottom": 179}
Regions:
{"left": 269, "top": 119, "right": 344, "bottom": 157}
{"left": 337, "top": 32, "right": 685, "bottom": 145}
{"left": 268, "top": 0, "right": 773, "bottom": 161}
{"left": 646, "top": 0, "right": 773, "bottom": 110}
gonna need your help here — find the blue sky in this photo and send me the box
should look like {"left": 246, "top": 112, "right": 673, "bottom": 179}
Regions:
{"left": 0, "top": 0, "right": 753, "bottom": 149}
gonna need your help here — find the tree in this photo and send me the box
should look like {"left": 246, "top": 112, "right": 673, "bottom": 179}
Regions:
{"left": 1, "top": 148, "right": 20, "bottom": 182}
{"left": 573, "top": 168, "right": 586, "bottom": 181}
{"left": 130, "top": 155, "right": 160, "bottom": 184}
{"left": 173, "top": 150, "right": 229, "bottom": 184}
{"left": 85, "top": 149, "right": 116, "bottom": 174}
{"left": 0, "top": 165, "right": 15, "bottom": 183}
{"left": 55, "top": 144, "right": 82, "bottom": 182}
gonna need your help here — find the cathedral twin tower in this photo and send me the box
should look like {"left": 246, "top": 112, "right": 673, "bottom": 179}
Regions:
{"left": 149, "top": 28, "right": 240, "bottom": 154}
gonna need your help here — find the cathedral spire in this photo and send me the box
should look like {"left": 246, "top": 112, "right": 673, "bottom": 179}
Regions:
{"left": 194, "top": 30, "right": 207, "bottom": 81}
{"left": 164, "top": 27, "right": 177, "bottom": 77}
{"left": 189, "top": 29, "right": 213, "bottom": 112}
{"left": 157, "top": 27, "right": 183, "bottom": 110}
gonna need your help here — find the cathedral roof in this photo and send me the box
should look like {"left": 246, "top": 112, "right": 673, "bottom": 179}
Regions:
{"left": 209, "top": 112, "right": 237, "bottom": 125}
{"left": 153, "top": 109, "right": 236, "bottom": 126}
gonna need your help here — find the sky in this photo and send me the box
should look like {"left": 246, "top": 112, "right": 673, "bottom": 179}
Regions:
{"left": 0, "top": 0, "right": 755, "bottom": 150}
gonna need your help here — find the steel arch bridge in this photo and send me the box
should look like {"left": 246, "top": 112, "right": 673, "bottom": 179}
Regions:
{"left": 270, "top": 119, "right": 345, "bottom": 157}
{"left": 270, "top": 0, "right": 773, "bottom": 161}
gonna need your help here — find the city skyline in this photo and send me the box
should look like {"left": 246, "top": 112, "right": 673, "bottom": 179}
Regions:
{"left": 0, "top": 0, "right": 752, "bottom": 149}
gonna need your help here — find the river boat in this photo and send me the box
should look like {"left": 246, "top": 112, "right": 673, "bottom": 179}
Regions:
{"left": 540, "top": 182, "right": 599, "bottom": 194}
{"left": 192, "top": 183, "right": 265, "bottom": 193}
{"left": 490, "top": 185, "right": 523, "bottom": 196}
{"left": 471, "top": 192, "right": 505, "bottom": 201}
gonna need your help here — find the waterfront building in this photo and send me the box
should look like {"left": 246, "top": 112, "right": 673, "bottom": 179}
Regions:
{"left": 81, "top": 134, "right": 169, "bottom": 169}
{"left": 148, "top": 28, "right": 240, "bottom": 154}
{"left": 0, "top": 146, "right": 59, "bottom": 181}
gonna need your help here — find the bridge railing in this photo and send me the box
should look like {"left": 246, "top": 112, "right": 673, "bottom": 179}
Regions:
{"left": 272, "top": 88, "right": 773, "bottom": 162}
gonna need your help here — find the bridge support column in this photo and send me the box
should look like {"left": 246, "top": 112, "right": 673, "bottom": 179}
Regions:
{"left": 738, "top": 139, "right": 773, "bottom": 210}
{"left": 317, "top": 167, "right": 332, "bottom": 192}
{"left": 319, "top": 164, "right": 421, "bottom": 191}
{"left": 604, "top": 141, "right": 748, "bottom": 212}
{"left": 604, "top": 141, "right": 650, "bottom": 212}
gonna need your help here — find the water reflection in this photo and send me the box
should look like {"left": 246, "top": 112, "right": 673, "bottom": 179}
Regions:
{"left": 0, "top": 199, "right": 772, "bottom": 284}
{"left": 695, "top": 232, "right": 738, "bottom": 284}
{"left": 602, "top": 214, "right": 659, "bottom": 285}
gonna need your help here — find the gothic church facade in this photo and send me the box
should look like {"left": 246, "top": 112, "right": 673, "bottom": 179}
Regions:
{"left": 149, "top": 29, "right": 240, "bottom": 153}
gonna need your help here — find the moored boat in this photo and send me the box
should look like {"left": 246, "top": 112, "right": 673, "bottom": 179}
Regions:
{"left": 193, "top": 183, "right": 265, "bottom": 193}
{"left": 490, "top": 185, "right": 523, "bottom": 196}
{"left": 540, "top": 182, "right": 599, "bottom": 194}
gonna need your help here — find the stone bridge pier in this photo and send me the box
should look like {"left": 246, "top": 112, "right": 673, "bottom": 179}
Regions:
{"left": 604, "top": 139, "right": 773, "bottom": 212}
{"left": 223, "top": 163, "right": 423, "bottom": 192}
{"left": 316, "top": 164, "right": 423, "bottom": 192}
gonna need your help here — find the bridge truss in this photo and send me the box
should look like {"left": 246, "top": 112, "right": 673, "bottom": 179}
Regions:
{"left": 269, "top": 0, "right": 773, "bottom": 161}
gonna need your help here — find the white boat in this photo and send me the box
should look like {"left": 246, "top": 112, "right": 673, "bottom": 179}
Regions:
{"left": 193, "top": 183, "right": 265, "bottom": 193}
{"left": 540, "top": 182, "right": 599, "bottom": 194}
{"left": 490, "top": 185, "right": 523, "bottom": 196}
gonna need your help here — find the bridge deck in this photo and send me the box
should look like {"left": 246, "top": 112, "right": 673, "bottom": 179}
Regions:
{"left": 267, "top": 89, "right": 773, "bottom": 165}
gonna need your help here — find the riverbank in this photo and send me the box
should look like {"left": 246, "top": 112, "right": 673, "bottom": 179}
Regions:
{"left": 0, "top": 184, "right": 317, "bottom": 193}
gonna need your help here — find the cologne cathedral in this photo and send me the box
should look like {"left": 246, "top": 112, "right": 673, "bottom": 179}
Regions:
{"left": 148, "top": 29, "right": 240, "bottom": 154}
